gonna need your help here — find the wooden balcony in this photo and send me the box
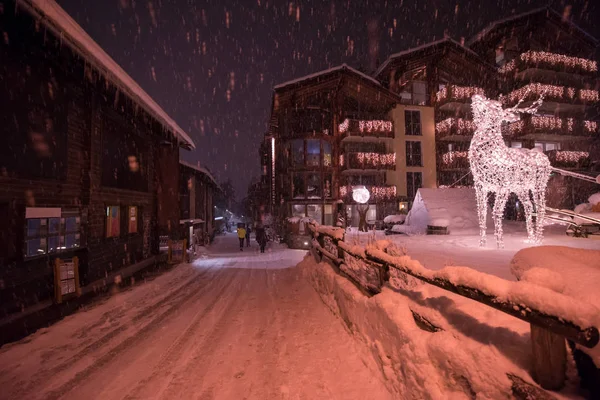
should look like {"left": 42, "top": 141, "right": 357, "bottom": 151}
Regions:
{"left": 435, "top": 118, "right": 476, "bottom": 140}
{"left": 546, "top": 150, "right": 591, "bottom": 170}
{"left": 339, "top": 185, "right": 397, "bottom": 202}
{"left": 338, "top": 118, "right": 394, "bottom": 140}
{"left": 502, "top": 83, "right": 599, "bottom": 111}
{"left": 439, "top": 151, "right": 470, "bottom": 170}
{"left": 504, "top": 116, "right": 598, "bottom": 139}
{"left": 435, "top": 85, "right": 485, "bottom": 112}
{"left": 339, "top": 152, "right": 396, "bottom": 171}
{"left": 499, "top": 51, "right": 598, "bottom": 79}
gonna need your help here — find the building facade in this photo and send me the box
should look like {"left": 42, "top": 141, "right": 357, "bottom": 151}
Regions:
{"left": 179, "top": 161, "right": 219, "bottom": 246}
{"left": 0, "top": 0, "right": 194, "bottom": 318}
{"left": 262, "top": 65, "right": 437, "bottom": 227}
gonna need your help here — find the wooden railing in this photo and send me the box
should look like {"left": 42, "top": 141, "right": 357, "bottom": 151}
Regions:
{"left": 306, "top": 221, "right": 599, "bottom": 391}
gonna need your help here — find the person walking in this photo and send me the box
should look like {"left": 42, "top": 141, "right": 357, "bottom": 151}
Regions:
{"left": 255, "top": 225, "right": 267, "bottom": 253}
{"left": 245, "top": 224, "right": 251, "bottom": 247}
{"left": 237, "top": 225, "right": 246, "bottom": 251}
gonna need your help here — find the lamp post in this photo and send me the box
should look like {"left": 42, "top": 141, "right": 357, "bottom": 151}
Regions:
{"left": 353, "top": 185, "right": 370, "bottom": 232}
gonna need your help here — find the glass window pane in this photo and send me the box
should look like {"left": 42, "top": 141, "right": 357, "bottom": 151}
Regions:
{"left": 323, "top": 141, "right": 332, "bottom": 166}
{"left": 291, "top": 139, "right": 304, "bottom": 166}
{"left": 292, "top": 204, "right": 306, "bottom": 217}
{"left": 48, "top": 218, "right": 60, "bottom": 234}
{"left": 26, "top": 238, "right": 45, "bottom": 257}
{"left": 27, "top": 219, "right": 43, "bottom": 237}
{"left": 293, "top": 175, "right": 305, "bottom": 198}
{"left": 47, "top": 236, "right": 60, "bottom": 253}
{"left": 65, "top": 233, "right": 80, "bottom": 249}
{"left": 307, "top": 174, "right": 322, "bottom": 199}
{"left": 106, "top": 206, "right": 120, "bottom": 237}
{"left": 306, "top": 140, "right": 320, "bottom": 166}
{"left": 65, "top": 217, "right": 78, "bottom": 232}
{"left": 323, "top": 174, "right": 332, "bottom": 198}
{"left": 307, "top": 204, "right": 322, "bottom": 224}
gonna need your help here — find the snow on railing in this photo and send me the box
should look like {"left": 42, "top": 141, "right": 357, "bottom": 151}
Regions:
{"left": 306, "top": 220, "right": 600, "bottom": 389}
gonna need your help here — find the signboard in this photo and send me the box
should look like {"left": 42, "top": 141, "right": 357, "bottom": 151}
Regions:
{"left": 168, "top": 239, "right": 187, "bottom": 264}
{"left": 54, "top": 257, "right": 81, "bottom": 304}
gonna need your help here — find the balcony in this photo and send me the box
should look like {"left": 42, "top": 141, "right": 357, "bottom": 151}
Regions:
{"left": 435, "top": 85, "right": 485, "bottom": 112}
{"left": 339, "top": 152, "right": 396, "bottom": 171}
{"left": 339, "top": 185, "right": 397, "bottom": 202}
{"left": 546, "top": 150, "right": 590, "bottom": 170}
{"left": 504, "top": 116, "right": 599, "bottom": 139}
{"left": 338, "top": 118, "right": 394, "bottom": 140}
{"left": 435, "top": 118, "right": 476, "bottom": 140}
{"left": 439, "top": 151, "right": 470, "bottom": 170}
{"left": 499, "top": 51, "right": 598, "bottom": 79}
{"left": 502, "top": 83, "right": 599, "bottom": 112}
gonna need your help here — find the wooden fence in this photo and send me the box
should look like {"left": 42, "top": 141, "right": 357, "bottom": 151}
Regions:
{"left": 306, "top": 221, "right": 599, "bottom": 391}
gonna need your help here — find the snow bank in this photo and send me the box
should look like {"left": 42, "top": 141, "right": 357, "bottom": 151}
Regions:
{"left": 404, "top": 188, "right": 482, "bottom": 235}
{"left": 300, "top": 255, "right": 538, "bottom": 399}
{"left": 384, "top": 214, "right": 406, "bottom": 224}
{"left": 511, "top": 246, "right": 600, "bottom": 365}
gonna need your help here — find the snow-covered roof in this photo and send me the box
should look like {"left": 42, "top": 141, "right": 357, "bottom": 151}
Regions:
{"left": 179, "top": 160, "right": 219, "bottom": 188}
{"left": 21, "top": 0, "right": 195, "bottom": 149}
{"left": 374, "top": 38, "right": 490, "bottom": 78}
{"left": 274, "top": 64, "right": 382, "bottom": 90}
{"left": 467, "top": 6, "right": 598, "bottom": 47}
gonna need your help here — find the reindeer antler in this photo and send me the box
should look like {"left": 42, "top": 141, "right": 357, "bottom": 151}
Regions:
{"left": 508, "top": 88, "right": 545, "bottom": 115}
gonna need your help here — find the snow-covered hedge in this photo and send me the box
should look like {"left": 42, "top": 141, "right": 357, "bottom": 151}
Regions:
{"left": 383, "top": 214, "right": 406, "bottom": 224}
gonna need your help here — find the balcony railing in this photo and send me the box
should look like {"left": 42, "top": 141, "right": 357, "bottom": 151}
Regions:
{"left": 339, "top": 185, "right": 397, "bottom": 202}
{"left": 503, "top": 83, "right": 599, "bottom": 107}
{"left": 435, "top": 118, "right": 476, "bottom": 138}
{"left": 499, "top": 51, "right": 598, "bottom": 76}
{"left": 439, "top": 151, "right": 470, "bottom": 170}
{"left": 435, "top": 85, "right": 485, "bottom": 107}
{"left": 546, "top": 150, "right": 590, "bottom": 169}
{"left": 339, "top": 152, "right": 396, "bottom": 170}
{"left": 504, "top": 116, "right": 599, "bottom": 137}
{"left": 338, "top": 118, "right": 394, "bottom": 139}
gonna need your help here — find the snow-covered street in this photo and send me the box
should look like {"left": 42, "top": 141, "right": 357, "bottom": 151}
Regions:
{"left": 0, "top": 233, "right": 392, "bottom": 400}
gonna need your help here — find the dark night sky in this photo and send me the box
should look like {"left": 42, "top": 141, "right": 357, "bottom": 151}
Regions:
{"left": 57, "top": 0, "right": 599, "bottom": 199}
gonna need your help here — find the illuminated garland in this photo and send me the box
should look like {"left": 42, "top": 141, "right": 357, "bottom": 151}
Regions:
{"left": 506, "top": 117, "right": 597, "bottom": 135}
{"left": 498, "top": 51, "right": 597, "bottom": 74}
{"left": 504, "top": 84, "right": 599, "bottom": 104}
{"left": 339, "top": 185, "right": 396, "bottom": 201}
{"left": 469, "top": 93, "right": 551, "bottom": 248}
{"left": 435, "top": 118, "right": 476, "bottom": 135}
{"left": 441, "top": 151, "right": 468, "bottom": 164}
{"left": 347, "top": 152, "right": 396, "bottom": 168}
{"left": 338, "top": 119, "right": 393, "bottom": 134}
{"left": 547, "top": 150, "right": 589, "bottom": 164}
{"left": 436, "top": 85, "right": 484, "bottom": 103}
{"left": 584, "top": 120, "right": 598, "bottom": 133}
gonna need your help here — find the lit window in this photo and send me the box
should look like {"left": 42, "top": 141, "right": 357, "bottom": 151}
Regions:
{"left": 24, "top": 208, "right": 80, "bottom": 258}
{"left": 106, "top": 206, "right": 120, "bottom": 238}
{"left": 128, "top": 206, "right": 138, "bottom": 234}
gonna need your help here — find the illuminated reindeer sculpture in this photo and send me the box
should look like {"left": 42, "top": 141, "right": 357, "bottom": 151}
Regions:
{"left": 469, "top": 93, "right": 550, "bottom": 248}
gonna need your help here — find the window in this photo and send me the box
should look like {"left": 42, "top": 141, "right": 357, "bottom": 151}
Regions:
{"left": 291, "top": 139, "right": 304, "bottom": 166}
{"left": 511, "top": 142, "right": 522, "bottom": 148}
{"left": 292, "top": 204, "right": 306, "bottom": 217}
{"left": 307, "top": 204, "right": 322, "bottom": 224}
{"left": 106, "top": 206, "right": 120, "bottom": 238}
{"left": 324, "top": 204, "right": 333, "bottom": 226}
{"left": 323, "top": 141, "right": 332, "bottom": 167}
{"left": 534, "top": 142, "right": 561, "bottom": 151}
{"left": 323, "top": 174, "right": 332, "bottom": 198}
{"left": 307, "top": 174, "right": 322, "bottom": 199}
{"left": 405, "top": 110, "right": 422, "bottom": 135}
{"left": 306, "top": 140, "right": 320, "bottom": 166}
{"left": 101, "top": 121, "right": 147, "bottom": 192}
{"left": 293, "top": 174, "right": 305, "bottom": 199}
{"left": 406, "top": 141, "right": 422, "bottom": 166}
{"left": 412, "top": 82, "right": 427, "bottom": 105}
{"left": 407, "top": 172, "right": 422, "bottom": 200}
{"left": 128, "top": 206, "right": 138, "bottom": 234}
{"left": 24, "top": 208, "right": 81, "bottom": 258}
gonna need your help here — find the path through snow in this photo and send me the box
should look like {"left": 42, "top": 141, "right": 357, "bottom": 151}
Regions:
{"left": 0, "top": 233, "right": 392, "bottom": 400}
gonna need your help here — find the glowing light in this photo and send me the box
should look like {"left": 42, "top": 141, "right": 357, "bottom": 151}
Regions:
{"left": 584, "top": 120, "right": 598, "bottom": 133}
{"left": 548, "top": 150, "right": 589, "bottom": 164}
{"left": 343, "top": 152, "right": 396, "bottom": 169}
{"left": 340, "top": 185, "right": 396, "bottom": 201}
{"left": 338, "top": 119, "right": 393, "bottom": 134}
{"left": 352, "top": 185, "right": 370, "bottom": 204}
{"left": 580, "top": 89, "right": 600, "bottom": 102}
{"left": 441, "top": 151, "right": 468, "bottom": 165}
{"left": 499, "top": 51, "right": 598, "bottom": 74}
{"left": 436, "top": 85, "right": 484, "bottom": 103}
{"left": 469, "top": 93, "right": 551, "bottom": 248}
{"left": 504, "top": 84, "right": 599, "bottom": 105}
{"left": 435, "top": 118, "right": 476, "bottom": 136}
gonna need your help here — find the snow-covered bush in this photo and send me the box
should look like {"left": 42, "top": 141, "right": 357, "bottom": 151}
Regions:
{"left": 384, "top": 214, "right": 406, "bottom": 224}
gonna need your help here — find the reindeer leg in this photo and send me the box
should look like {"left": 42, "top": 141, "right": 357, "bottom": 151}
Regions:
{"left": 516, "top": 190, "right": 535, "bottom": 243}
{"left": 493, "top": 190, "right": 509, "bottom": 249}
{"left": 475, "top": 185, "right": 488, "bottom": 247}
{"left": 534, "top": 188, "right": 547, "bottom": 244}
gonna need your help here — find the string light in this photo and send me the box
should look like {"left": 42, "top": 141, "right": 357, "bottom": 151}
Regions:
{"left": 436, "top": 118, "right": 476, "bottom": 135}
{"left": 469, "top": 93, "right": 551, "bottom": 248}
{"left": 580, "top": 89, "right": 600, "bottom": 102}
{"left": 338, "top": 119, "right": 393, "bottom": 134}
{"left": 436, "top": 85, "right": 484, "bottom": 103}
{"left": 498, "top": 51, "right": 597, "bottom": 74}
{"left": 504, "top": 84, "right": 599, "bottom": 104}
{"left": 584, "top": 120, "right": 598, "bottom": 133}
{"left": 441, "top": 151, "right": 468, "bottom": 165}
{"left": 506, "top": 117, "right": 597, "bottom": 135}
{"left": 342, "top": 152, "right": 396, "bottom": 169}
{"left": 547, "top": 151, "right": 589, "bottom": 164}
{"left": 340, "top": 185, "right": 396, "bottom": 200}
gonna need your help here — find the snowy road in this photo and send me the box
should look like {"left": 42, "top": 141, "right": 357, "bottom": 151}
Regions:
{"left": 0, "top": 234, "right": 392, "bottom": 400}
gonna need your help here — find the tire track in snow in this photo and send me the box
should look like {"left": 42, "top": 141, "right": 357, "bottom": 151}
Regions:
{"left": 35, "top": 265, "right": 225, "bottom": 400}
{"left": 8, "top": 265, "right": 214, "bottom": 399}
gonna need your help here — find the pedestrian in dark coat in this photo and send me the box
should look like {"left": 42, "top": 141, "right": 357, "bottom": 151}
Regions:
{"left": 255, "top": 226, "right": 267, "bottom": 253}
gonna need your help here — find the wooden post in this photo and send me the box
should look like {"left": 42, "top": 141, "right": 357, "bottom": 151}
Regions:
{"left": 73, "top": 256, "right": 82, "bottom": 296}
{"left": 530, "top": 324, "right": 567, "bottom": 390}
{"left": 54, "top": 259, "right": 63, "bottom": 304}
